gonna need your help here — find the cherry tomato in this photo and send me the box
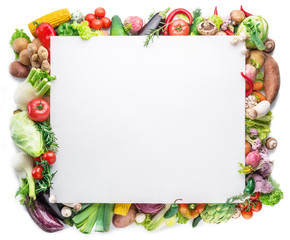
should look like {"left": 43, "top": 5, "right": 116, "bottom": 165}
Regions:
{"left": 101, "top": 17, "right": 111, "bottom": 28}
{"left": 169, "top": 19, "right": 190, "bottom": 36}
{"left": 238, "top": 199, "right": 250, "bottom": 210}
{"left": 241, "top": 210, "right": 253, "bottom": 220}
{"left": 91, "top": 18, "right": 104, "bottom": 30}
{"left": 33, "top": 156, "right": 41, "bottom": 162}
{"left": 42, "top": 151, "right": 56, "bottom": 165}
{"left": 250, "top": 192, "right": 260, "bottom": 201}
{"left": 95, "top": 7, "right": 106, "bottom": 18}
{"left": 251, "top": 200, "right": 262, "bottom": 212}
{"left": 85, "top": 13, "right": 96, "bottom": 23}
{"left": 27, "top": 98, "right": 50, "bottom": 122}
{"left": 32, "top": 166, "right": 44, "bottom": 180}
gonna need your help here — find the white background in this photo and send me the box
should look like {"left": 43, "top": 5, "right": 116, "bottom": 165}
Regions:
{"left": 0, "top": 0, "right": 289, "bottom": 239}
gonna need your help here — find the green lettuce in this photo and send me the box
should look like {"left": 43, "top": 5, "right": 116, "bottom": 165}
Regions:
{"left": 245, "top": 111, "right": 272, "bottom": 140}
{"left": 10, "top": 112, "right": 44, "bottom": 157}
{"left": 210, "top": 15, "right": 223, "bottom": 31}
{"left": 176, "top": 210, "right": 189, "bottom": 224}
{"left": 260, "top": 178, "right": 283, "bottom": 206}
{"left": 71, "top": 21, "right": 103, "bottom": 40}
{"left": 9, "top": 29, "right": 31, "bottom": 60}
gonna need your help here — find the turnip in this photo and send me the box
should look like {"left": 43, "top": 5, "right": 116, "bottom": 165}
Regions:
{"left": 245, "top": 64, "right": 257, "bottom": 82}
{"left": 124, "top": 16, "right": 143, "bottom": 34}
{"left": 245, "top": 150, "right": 261, "bottom": 168}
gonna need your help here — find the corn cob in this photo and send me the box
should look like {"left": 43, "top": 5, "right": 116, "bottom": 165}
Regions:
{"left": 28, "top": 9, "right": 71, "bottom": 37}
{"left": 114, "top": 203, "right": 132, "bottom": 216}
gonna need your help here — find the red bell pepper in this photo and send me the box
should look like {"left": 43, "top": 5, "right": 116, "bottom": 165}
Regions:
{"left": 33, "top": 22, "right": 57, "bottom": 63}
{"left": 240, "top": 5, "right": 253, "bottom": 17}
{"left": 241, "top": 72, "right": 253, "bottom": 97}
{"left": 178, "top": 203, "right": 206, "bottom": 220}
{"left": 163, "top": 8, "right": 193, "bottom": 35}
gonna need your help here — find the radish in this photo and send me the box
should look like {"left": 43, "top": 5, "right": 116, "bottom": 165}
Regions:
{"left": 245, "top": 150, "right": 261, "bottom": 168}
{"left": 245, "top": 64, "right": 257, "bottom": 82}
{"left": 124, "top": 16, "right": 143, "bottom": 34}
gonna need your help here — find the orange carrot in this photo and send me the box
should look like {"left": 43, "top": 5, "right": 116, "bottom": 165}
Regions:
{"left": 246, "top": 82, "right": 264, "bottom": 91}
{"left": 252, "top": 91, "right": 266, "bottom": 102}
{"left": 245, "top": 141, "right": 251, "bottom": 156}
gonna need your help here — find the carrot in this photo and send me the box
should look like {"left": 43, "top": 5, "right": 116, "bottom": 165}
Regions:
{"left": 245, "top": 141, "right": 251, "bottom": 156}
{"left": 252, "top": 91, "right": 266, "bottom": 102}
{"left": 246, "top": 81, "right": 263, "bottom": 91}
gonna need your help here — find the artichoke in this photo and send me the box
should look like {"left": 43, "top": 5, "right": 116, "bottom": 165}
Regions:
{"left": 200, "top": 203, "right": 235, "bottom": 224}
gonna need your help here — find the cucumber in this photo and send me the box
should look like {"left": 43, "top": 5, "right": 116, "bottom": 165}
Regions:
{"left": 110, "top": 15, "right": 129, "bottom": 36}
{"left": 103, "top": 204, "right": 115, "bottom": 232}
{"left": 95, "top": 204, "right": 105, "bottom": 232}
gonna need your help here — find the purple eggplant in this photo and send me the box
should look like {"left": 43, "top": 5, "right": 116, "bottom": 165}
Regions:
{"left": 135, "top": 203, "right": 164, "bottom": 214}
{"left": 25, "top": 198, "right": 63, "bottom": 233}
{"left": 37, "top": 189, "right": 65, "bottom": 221}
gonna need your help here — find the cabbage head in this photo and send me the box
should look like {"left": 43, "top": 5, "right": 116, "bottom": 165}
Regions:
{"left": 10, "top": 111, "right": 44, "bottom": 157}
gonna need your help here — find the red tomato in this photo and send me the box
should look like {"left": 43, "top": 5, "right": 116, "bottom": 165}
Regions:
{"left": 101, "top": 17, "right": 111, "bottom": 28}
{"left": 42, "top": 151, "right": 56, "bottom": 165}
{"left": 250, "top": 192, "right": 260, "bottom": 201}
{"left": 91, "top": 18, "right": 104, "bottom": 30}
{"left": 95, "top": 7, "right": 106, "bottom": 18}
{"left": 32, "top": 166, "right": 44, "bottom": 180}
{"left": 241, "top": 210, "right": 253, "bottom": 220}
{"left": 251, "top": 200, "right": 262, "bottom": 212}
{"left": 238, "top": 199, "right": 250, "bottom": 210}
{"left": 169, "top": 19, "right": 190, "bottom": 36}
{"left": 33, "top": 156, "right": 41, "bottom": 162}
{"left": 27, "top": 98, "right": 50, "bottom": 122}
{"left": 85, "top": 13, "right": 96, "bottom": 23}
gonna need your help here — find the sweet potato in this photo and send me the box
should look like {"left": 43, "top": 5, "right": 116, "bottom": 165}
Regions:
{"left": 263, "top": 53, "right": 280, "bottom": 103}
{"left": 9, "top": 61, "right": 30, "bottom": 78}
{"left": 112, "top": 205, "right": 137, "bottom": 228}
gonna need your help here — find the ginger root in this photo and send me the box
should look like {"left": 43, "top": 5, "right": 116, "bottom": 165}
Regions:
{"left": 27, "top": 41, "right": 50, "bottom": 72}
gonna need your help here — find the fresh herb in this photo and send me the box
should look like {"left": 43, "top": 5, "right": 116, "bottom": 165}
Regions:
{"left": 144, "top": 21, "right": 172, "bottom": 47}
{"left": 35, "top": 121, "right": 59, "bottom": 152}
{"left": 226, "top": 193, "right": 246, "bottom": 204}
{"left": 243, "top": 19, "right": 266, "bottom": 50}
{"left": 176, "top": 210, "right": 189, "bottom": 224}
{"left": 148, "top": 10, "right": 156, "bottom": 20}
{"left": 15, "top": 178, "right": 29, "bottom": 204}
{"left": 9, "top": 29, "right": 31, "bottom": 60}
{"left": 34, "top": 159, "right": 57, "bottom": 194}
{"left": 192, "top": 8, "right": 202, "bottom": 21}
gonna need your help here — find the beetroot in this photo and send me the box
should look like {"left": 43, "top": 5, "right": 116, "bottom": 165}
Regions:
{"left": 124, "top": 16, "right": 143, "bottom": 34}
{"left": 135, "top": 204, "right": 164, "bottom": 214}
{"left": 245, "top": 64, "right": 257, "bottom": 82}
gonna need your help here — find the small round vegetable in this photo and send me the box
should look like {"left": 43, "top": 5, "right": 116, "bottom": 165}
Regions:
{"left": 251, "top": 200, "right": 262, "bottom": 212}
{"left": 246, "top": 50, "right": 265, "bottom": 68}
{"left": 27, "top": 98, "right": 50, "bottom": 122}
{"left": 13, "top": 38, "right": 29, "bottom": 53}
{"left": 32, "top": 166, "right": 44, "bottom": 180}
{"left": 101, "top": 17, "right": 111, "bottom": 28}
{"left": 91, "top": 18, "right": 104, "bottom": 30}
{"left": 112, "top": 205, "right": 137, "bottom": 228}
{"left": 95, "top": 7, "right": 106, "bottom": 18}
{"left": 230, "top": 10, "right": 245, "bottom": 25}
{"left": 9, "top": 61, "right": 30, "bottom": 78}
{"left": 42, "top": 151, "right": 56, "bottom": 165}
{"left": 19, "top": 49, "right": 31, "bottom": 66}
{"left": 263, "top": 38, "right": 275, "bottom": 53}
{"left": 85, "top": 13, "right": 96, "bottom": 23}
{"left": 241, "top": 210, "right": 253, "bottom": 219}
{"left": 250, "top": 192, "right": 260, "bottom": 201}
{"left": 33, "top": 156, "right": 41, "bottom": 162}
{"left": 135, "top": 212, "right": 146, "bottom": 223}
{"left": 245, "top": 141, "right": 251, "bottom": 156}
{"left": 169, "top": 19, "right": 190, "bottom": 36}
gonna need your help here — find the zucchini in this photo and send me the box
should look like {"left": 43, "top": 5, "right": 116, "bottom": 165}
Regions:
{"left": 103, "top": 204, "right": 115, "bottom": 232}
{"left": 110, "top": 15, "right": 128, "bottom": 36}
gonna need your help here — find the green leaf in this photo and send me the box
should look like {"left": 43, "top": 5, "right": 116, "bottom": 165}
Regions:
{"left": 243, "top": 19, "right": 266, "bottom": 50}
{"left": 10, "top": 29, "right": 31, "bottom": 60}
{"left": 210, "top": 15, "right": 223, "bottom": 31}
{"left": 176, "top": 210, "right": 189, "bottom": 224}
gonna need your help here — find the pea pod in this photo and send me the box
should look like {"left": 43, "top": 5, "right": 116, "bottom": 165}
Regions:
{"left": 164, "top": 199, "right": 182, "bottom": 219}
{"left": 244, "top": 177, "right": 255, "bottom": 196}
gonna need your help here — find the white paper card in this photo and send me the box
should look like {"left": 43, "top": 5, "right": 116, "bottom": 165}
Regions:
{"left": 50, "top": 36, "right": 245, "bottom": 203}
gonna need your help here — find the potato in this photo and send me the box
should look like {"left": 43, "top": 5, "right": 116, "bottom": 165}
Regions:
{"left": 19, "top": 49, "right": 31, "bottom": 66}
{"left": 32, "top": 38, "right": 42, "bottom": 49}
{"left": 263, "top": 53, "right": 280, "bottom": 103}
{"left": 9, "top": 61, "right": 30, "bottom": 78}
{"left": 12, "top": 38, "right": 29, "bottom": 53}
{"left": 112, "top": 205, "right": 137, "bottom": 228}
{"left": 246, "top": 50, "right": 265, "bottom": 68}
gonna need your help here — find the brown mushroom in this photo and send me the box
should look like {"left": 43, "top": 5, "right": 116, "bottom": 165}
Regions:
{"left": 265, "top": 137, "right": 278, "bottom": 150}
{"left": 263, "top": 38, "right": 275, "bottom": 53}
{"left": 230, "top": 10, "right": 245, "bottom": 25}
{"left": 215, "top": 31, "right": 227, "bottom": 36}
{"left": 197, "top": 17, "right": 217, "bottom": 35}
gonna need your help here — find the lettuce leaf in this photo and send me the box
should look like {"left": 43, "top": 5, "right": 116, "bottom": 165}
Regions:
{"left": 9, "top": 29, "right": 31, "bottom": 60}
{"left": 260, "top": 178, "right": 283, "bottom": 206}
{"left": 176, "top": 210, "right": 189, "bottom": 224}
{"left": 210, "top": 15, "right": 223, "bottom": 31}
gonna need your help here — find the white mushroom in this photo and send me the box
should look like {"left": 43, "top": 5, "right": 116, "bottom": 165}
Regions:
{"left": 246, "top": 100, "right": 271, "bottom": 119}
{"left": 245, "top": 95, "right": 257, "bottom": 109}
{"left": 62, "top": 203, "right": 82, "bottom": 212}
{"left": 61, "top": 206, "right": 72, "bottom": 217}
{"left": 49, "top": 195, "right": 57, "bottom": 203}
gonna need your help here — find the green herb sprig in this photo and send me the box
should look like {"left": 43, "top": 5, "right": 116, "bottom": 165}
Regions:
{"left": 144, "top": 21, "right": 173, "bottom": 47}
{"left": 35, "top": 121, "right": 59, "bottom": 152}
{"left": 35, "top": 160, "right": 57, "bottom": 194}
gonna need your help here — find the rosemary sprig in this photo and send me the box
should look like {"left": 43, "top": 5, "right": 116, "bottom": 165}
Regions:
{"left": 34, "top": 121, "right": 59, "bottom": 152}
{"left": 147, "top": 10, "right": 156, "bottom": 20}
{"left": 35, "top": 160, "right": 57, "bottom": 194}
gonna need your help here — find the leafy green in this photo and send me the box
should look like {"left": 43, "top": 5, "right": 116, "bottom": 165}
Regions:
{"left": 34, "top": 121, "right": 59, "bottom": 152}
{"left": 245, "top": 111, "right": 273, "bottom": 140}
{"left": 9, "top": 29, "right": 31, "bottom": 60}
{"left": 243, "top": 19, "right": 266, "bottom": 50}
{"left": 256, "top": 70, "right": 264, "bottom": 83}
{"left": 10, "top": 112, "right": 44, "bottom": 157}
{"left": 71, "top": 21, "right": 103, "bottom": 40}
{"left": 192, "top": 8, "right": 202, "bottom": 21}
{"left": 57, "top": 23, "right": 79, "bottom": 36}
{"left": 135, "top": 214, "right": 152, "bottom": 227}
{"left": 176, "top": 210, "right": 189, "bottom": 224}
{"left": 260, "top": 178, "right": 283, "bottom": 206}
{"left": 210, "top": 15, "right": 223, "bottom": 31}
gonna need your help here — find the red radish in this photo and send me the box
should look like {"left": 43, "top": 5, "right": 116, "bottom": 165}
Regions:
{"left": 245, "top": 150, "right": 261, "bottom": 168}
{"left": 124, "top": 16, "right": 143, "bottom": 34}
{"left": 245, "top": 64, "right": 257, "bottom": 83}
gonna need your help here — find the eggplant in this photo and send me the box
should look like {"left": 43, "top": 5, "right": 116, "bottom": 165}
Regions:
{"left": 25, "top": 198, "right": 63, "bottom": 233}
{"left": 137, "top": 8, "right": 170, "bottom": 35}
{"left": 37, "top": 189, "right": 65, "bottom": 221}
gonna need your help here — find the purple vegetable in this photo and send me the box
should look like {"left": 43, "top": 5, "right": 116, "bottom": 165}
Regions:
{"left": 25, "top": 198, "right": 63, "bottom": 232}
{"left": 135, "top": 204, "right": 164, "bottom": 214}
{"left": 247, "top": 173, "right": 274, "bottom": 193}
{"left": 221, "top": 16, "right": 231, "bottom": 31}
{"left": 249, "top": 128, "right": 258, "bottom": 137}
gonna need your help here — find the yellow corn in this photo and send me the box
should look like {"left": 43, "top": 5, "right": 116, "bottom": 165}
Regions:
{"left": 28, "top": 8, "right": 72, "bottom": 37}
{"left": 114, "top": 203, "right": 132, "bottom": 216}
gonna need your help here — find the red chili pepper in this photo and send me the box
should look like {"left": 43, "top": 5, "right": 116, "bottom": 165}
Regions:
{"left": 224, "top": 29, "right": 234, "bottom": 35}
{"left": 33, "top": 21, "right": 56, "bottom": 63}
{"left": 240, "top": 5, "right": 253, "bottom": 17}
{"left": 214, "top": 6, "right": 218, "bottom": 15}
{"left": 163, "top": 8, "right": 193, "bottom": 35}
{"left": 241, "top": 72, "right": 253, "bottom": 97}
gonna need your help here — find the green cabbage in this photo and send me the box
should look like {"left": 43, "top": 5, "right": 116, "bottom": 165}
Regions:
{"left": 10, "top": 112, "right": 44, "bottom": 157}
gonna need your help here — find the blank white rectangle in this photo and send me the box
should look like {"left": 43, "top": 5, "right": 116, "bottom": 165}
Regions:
{"left": 50, "top": 36, "right": 245, "bottom": 203}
